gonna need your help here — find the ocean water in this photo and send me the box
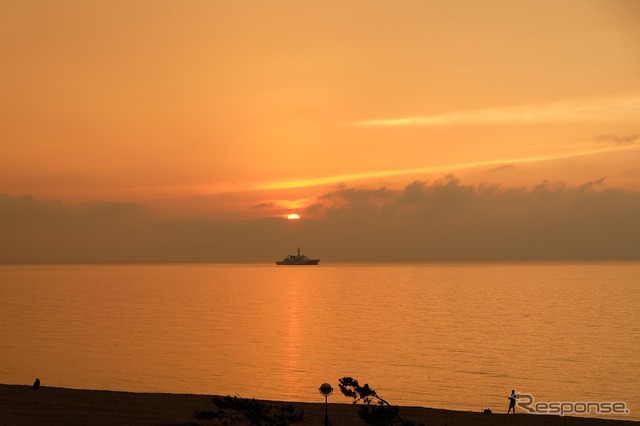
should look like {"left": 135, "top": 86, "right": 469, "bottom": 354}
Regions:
{"left": 1, "top": 262, "right": 639, "bottom": 419}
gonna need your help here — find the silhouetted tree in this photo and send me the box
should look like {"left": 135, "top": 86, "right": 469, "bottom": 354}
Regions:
{"left": 339, "top": 377, "right": 421, "bottom": 426}
{"left": 195, "top": 395, "right": 303, "bottom": 426}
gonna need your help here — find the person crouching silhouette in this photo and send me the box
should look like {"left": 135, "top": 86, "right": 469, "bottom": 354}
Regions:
{"left": 33, "top": 378, "right": 40, "bottom": 389}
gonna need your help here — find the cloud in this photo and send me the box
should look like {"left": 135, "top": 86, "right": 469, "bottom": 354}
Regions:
{"left": 486, "top": 164, "right": 516, "bottom": 173}
{"left": 353, "top": 97, "right": 640, "bottom": 127}
{"left": 595, "top": 134, "right": 639, "bottom": 145}
{"left": 255, "top": 201, "right": 276, "bottom": 209}
{"left": 621, "top": 168, "right": 640, "bottom": 178}
{"left": 302, "top": 177, "right": 640, "bottom": 260}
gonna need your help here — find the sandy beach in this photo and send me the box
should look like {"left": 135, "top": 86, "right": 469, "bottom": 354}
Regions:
{"left": 0, "top": 384, "right": 637, "bottom": 426}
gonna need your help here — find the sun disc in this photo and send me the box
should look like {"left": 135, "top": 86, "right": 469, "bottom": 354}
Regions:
{"left": 287, "top": 213, "right": 301, "bottom": 220}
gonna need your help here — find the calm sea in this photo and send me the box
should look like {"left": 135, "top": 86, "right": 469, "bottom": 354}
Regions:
{"left": 1, "top": 262, "right": 639, "bottom": 419}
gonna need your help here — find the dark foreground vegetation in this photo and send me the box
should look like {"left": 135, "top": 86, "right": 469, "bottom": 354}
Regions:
{"left": 1, "top": 384, "right": 637, "bottom": 426}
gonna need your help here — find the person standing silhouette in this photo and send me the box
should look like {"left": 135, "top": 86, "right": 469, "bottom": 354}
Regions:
{"left": 508, "top": 389, "right": 517, "bottom": 414}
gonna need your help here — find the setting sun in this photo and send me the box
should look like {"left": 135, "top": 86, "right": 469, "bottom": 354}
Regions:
{"left": 287, "top": 214, "right": 301, "bottom": 220}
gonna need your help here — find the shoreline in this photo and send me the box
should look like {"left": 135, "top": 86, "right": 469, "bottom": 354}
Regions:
{"left": 1, "top": 384, "right": 637, "bottom": 426}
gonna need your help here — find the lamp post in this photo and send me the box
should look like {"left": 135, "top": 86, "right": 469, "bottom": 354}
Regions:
{"left": 319, "top": 383, "right": 333, "bottom": 426}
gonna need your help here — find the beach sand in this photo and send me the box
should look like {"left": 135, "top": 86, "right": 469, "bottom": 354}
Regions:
{"left": 0, "top": 384, "right": 637, "bottom": 426}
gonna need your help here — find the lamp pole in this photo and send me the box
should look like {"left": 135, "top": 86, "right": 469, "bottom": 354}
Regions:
{"left": 319, "top": 383, "right": 333, "bottom": 426}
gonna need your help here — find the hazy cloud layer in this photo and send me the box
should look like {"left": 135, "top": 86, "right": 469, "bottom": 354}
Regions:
{"left": 2, "top": 178, "right": 640, "bottom": 262}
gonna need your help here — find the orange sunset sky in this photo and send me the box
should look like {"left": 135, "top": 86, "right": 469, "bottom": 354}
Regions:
{"left": 1, "top": 0, "right": 639, "bottom": 262}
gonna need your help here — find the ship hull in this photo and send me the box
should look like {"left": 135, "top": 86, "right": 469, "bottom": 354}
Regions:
{"left": 276, "top": 259, "right": 320, "bottom": 265}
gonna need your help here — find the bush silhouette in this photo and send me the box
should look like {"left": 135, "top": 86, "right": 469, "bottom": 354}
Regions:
{"left": 339, "top": 377, "right": 422, "bottom": 426}
{"left": 195, "top": 395, "right": 303, "bottom": 426}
